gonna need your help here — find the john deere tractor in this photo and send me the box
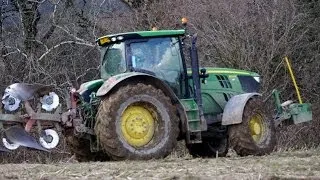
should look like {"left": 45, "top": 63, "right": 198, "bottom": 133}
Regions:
{"left": 0, "top": 20, "right": 312, "bottom": 161}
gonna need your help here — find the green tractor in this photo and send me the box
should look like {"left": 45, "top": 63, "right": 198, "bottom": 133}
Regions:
{"left": 0, "top": 21, "right": 312, "bottom": 161}
{"left": 60, "top": 25, "right": 312, "bottom": 160}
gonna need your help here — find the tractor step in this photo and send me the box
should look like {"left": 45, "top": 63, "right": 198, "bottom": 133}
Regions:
{"left": 180, "top": 99, "right": 202, "bottom": 143}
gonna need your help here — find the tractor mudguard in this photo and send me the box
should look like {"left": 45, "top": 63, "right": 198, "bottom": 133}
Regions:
{"left": 96, "top": 72, "right": 178, "bottom": 102}
{"left": 97, "top": 72, "right": 144, "bottom": 97}
{"left": 221, "top": 93, "right": 261, "bottom": 126}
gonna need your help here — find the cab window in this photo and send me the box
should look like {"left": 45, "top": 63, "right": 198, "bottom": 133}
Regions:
{"left": 129, "top": 37, "right": 183, "bottom": 95}
{"left": 101, "top": 42, "right": 126, "bottom": 77}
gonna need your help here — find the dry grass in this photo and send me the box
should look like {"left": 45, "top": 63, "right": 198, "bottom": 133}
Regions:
{"left": 1, "top": 140, "right": 320, "bottom": 179}
{"left": 0, "top": 129, "right": 319, "bottom": 179}
{"left": 1, "top": 148, "right": 320, "bottom": 179}
{"left": 0, "top": 136, "right": 71, "bottom": 164}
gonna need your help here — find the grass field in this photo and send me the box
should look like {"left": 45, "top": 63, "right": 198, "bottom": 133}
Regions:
{"left": 0, "top": 148, "right": 319, "bottom": 180}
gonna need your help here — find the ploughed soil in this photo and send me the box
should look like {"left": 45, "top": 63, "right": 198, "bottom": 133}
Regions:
{"left": 0, "top": 148, "right": 319, "bottom": 180}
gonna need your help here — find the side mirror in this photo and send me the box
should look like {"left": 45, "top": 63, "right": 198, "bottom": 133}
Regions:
{"left": 200, "top": 68, "right": 209, "bottom": 84}
{"left": 200, "top": 68, "right": 206, "bottom": 75}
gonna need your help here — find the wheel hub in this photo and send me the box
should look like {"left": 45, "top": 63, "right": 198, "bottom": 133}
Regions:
{"left": 249, "top": 114, "right": 264, "bottom": 142}
{"left": 252, "top": 123, "right": 261, "bottom": 135}
{"left": 121, "top": 105, "right": 155, "bottom": 147}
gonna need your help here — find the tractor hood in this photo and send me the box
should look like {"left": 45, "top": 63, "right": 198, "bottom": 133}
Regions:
{"left": 189, "top": 67, "right": 261, "bottom": 94}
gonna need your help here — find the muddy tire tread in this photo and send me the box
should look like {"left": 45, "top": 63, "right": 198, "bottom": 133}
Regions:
{"left": 94, "top": 83, "right": 179, "bottom": 160}
{"left": 228, "top": 97, "right": 276, "bottom": 156}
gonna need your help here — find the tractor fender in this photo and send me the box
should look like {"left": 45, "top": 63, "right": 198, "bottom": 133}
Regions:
{"left": 221, "top": 93, "right": 261, "bottom": 126}
{"left": 96, "top": 72, "right": 178, "bottom": 102}
{"left": 96, "top": 72, "right": 148, "bottom": 97}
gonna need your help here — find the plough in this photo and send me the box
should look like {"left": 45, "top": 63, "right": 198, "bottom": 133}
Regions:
{"left": 0, "top": 83, "right": 62, "bottom": 152}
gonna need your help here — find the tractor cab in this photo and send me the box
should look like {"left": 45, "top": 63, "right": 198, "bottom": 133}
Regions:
{"left": 97, "top": 30, "right": 187, "bottom": 97}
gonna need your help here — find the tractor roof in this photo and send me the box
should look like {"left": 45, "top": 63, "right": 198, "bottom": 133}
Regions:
{"left": 96, "top": 29, "right": 185, "bottom": 46}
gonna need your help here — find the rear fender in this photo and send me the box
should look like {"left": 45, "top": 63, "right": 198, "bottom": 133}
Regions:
{"left": 96, "top": 72, "right": 146, "bottom": 97}
{"left": 221, "top": 93, "right": 261, "bottom": 125}
{"left": 96, "top": 72, "right": 177, "bottom": 102}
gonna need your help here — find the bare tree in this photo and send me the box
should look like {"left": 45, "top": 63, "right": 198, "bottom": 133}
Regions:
{"left": 0, "top": 0, "right": 319, "bottom": 150}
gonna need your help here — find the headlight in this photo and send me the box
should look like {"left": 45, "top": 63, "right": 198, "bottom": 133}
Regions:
{"left": 253, "top": 76, "right": 260, "bottom": 83}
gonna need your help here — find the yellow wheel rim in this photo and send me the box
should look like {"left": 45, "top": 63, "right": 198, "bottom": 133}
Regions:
{"left": 249, "top": 114, "right": 265, "bottom": 143}
{"left": 121, "top": 105, "right": 155, "bottom": 147}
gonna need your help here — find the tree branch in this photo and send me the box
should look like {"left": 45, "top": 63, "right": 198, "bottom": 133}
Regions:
{"left": 38, "top": 41, "right": 96, "bottom": 62}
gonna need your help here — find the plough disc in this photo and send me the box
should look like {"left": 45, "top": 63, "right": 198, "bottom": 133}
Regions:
{"left": 4, "top": 126, "right": 48, "bottom": 152}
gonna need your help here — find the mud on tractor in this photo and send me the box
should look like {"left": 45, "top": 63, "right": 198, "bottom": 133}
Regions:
{"left": 0, "top": 20, "right": 312, "bottom": 161}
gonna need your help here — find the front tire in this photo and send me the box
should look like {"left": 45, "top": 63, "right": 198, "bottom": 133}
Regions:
{"left": 94, "top": 83, "right": 179, "bottom": 160}
{"left": 228, "top": 96, "right": 276, "bottom": 156}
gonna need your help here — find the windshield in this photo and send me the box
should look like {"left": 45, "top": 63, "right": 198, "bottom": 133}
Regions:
{"left": 130, "top": 38, "right": 182, "bottom": 73}
{"left": 129, "top": 37, "right": 183, "bottom": 95}
{"left": 101, "top": 42, "right": 126, "bottom": 78}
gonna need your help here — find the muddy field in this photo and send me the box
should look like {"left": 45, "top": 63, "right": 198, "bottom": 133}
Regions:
{"left": 0, "top": 148, "right": 319, "bottom": 180}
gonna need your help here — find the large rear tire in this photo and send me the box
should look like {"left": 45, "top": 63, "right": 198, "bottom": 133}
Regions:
{"left": 228, "top": 96, "right": 276, "bottom": 156}
{"left": 94, "top": 83, "right": 179, "bottom": 160}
